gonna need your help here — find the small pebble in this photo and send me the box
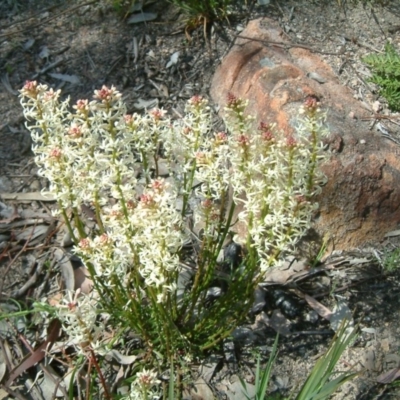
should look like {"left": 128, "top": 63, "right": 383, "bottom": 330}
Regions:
{"left": 223, "top": 241, "right": 242, "bottom": 270}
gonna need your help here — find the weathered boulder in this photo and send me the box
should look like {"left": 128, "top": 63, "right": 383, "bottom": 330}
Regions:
{"left": 210, "top": 18, "right": 400, "bottom": 251}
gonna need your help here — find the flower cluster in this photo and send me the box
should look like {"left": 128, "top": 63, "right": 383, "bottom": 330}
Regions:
{"left": 122, "top": 368, "right": 160, "bottom": 400}
{"left": 55, "top": 289, "right": 105, "bottom": 354}
{"left": 162, "top": 97, "right": 231, "bottom": 241}
{"left": 20, "top": 82, "right": 328, "bottom": 372}
{"left": 223, "top": 93, "right": 327, "bottom": 270}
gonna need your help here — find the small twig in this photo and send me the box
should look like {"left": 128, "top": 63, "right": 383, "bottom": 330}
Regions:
{"left": 235, "top": 34, "right": 346, "bottom": 56}
{"left": 16, "top": 330, "right": 68, "bottom": 399}
{"left": 0, "top": 2, "right": 62, "bottom": 30}
{"left": 288, "top": 329, "right": 333, "bottom": 336}
{"left": 10, "top": 259, "right": 44, "bottom": 299}
{"left": 343, "top": 35, "right": 383, "bottom": 54}
{"left": 388, "top": 25, "right": 400, "bottom": 34}
{"left": 0, "top": 204, "right": 20, "bottom": 223}
{"left": 370, "top": 7, "right": 387, "bottom": 40}
{"left": 344, "top": 62, "right": 375, "bottom": 94}
{"left": 89, "top": 348, "right": 112, "bottom": 400}
{"left": 105, "top": 56, "right": 124, "bottom": 78}
{"left": 85, "top": 51, "right": 96, "bottom": 70}
{"left": 1, "top": 218, "right": 46, "bottom": 229}
{"left": 0, "top": 241, "right": 12, "bottom": 263}
{"left": 171, "top": 108, "right": 184, "bottom": 119}
{"left": 310, "top": 275, "right": 382, "bottom": 299}
{"left": 385, "top": 119, "right": 400, "bottom": 128}
{"left": 31, "top": 59, "right": 65, "bottom": 80}
{"left": 379, "top": 131, "right": 400, "bottom": 145}
{"left": 0, "top": 385, "right": 27, "bottom": 400}
{"left": 361, "top": 114, "right": 400, "bottom": 121}
{"left": 85, "top": 355, "right": 92, "bottom": 400}
{"left": 0, "top": 225, "right": 33, "bottom": 297}
{"left": 361, "top": 114, "right": 400, "bottom": 128}
{"left": 0, "top": 339, "right": 13, "bottom": 375}
{"left": 35, "top": 254, "right": 57, "bottom": 298}
{"left": 51, "top": 376, "right": 65, "bottom": 400}
{"left": 0, "top": 0, "right": 98, "bottom": 39}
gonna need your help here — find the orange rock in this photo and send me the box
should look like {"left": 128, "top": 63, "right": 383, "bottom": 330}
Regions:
{"left": 211, "top": 18, "right": 400, "bottom": 251}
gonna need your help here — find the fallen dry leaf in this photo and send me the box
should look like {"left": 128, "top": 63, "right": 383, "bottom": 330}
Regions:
{"left": 377, "top": 368, "right": 400, "bottom": 384}
{"left": 5, "top": 319, "right": 61, "bottom": 386}
{"left": 305, "top": 294, "right": 333, "bottom": 321}
{"left": 0, "top": 192, "right": 56, "bottom": 202}
{"left": 74, "top": 266, "right": 93, "bottom": 294}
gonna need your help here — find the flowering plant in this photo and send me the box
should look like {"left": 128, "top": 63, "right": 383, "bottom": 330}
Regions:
{"left": 20, "top": 81, "right": 327, "bottom": 395}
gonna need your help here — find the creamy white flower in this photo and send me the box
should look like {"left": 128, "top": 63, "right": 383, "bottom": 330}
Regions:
{"left": 120, "top": 368, "right": 161, "bottom": 400}
{"left": 54, "top": 289, "right": 104, "bottom": 354}
{"left": 20, "top": 82, "right": 328, "bottom": 354}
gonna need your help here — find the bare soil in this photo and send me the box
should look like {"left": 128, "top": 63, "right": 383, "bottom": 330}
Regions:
{"left": 2, "top": 1, "right": 400, "bottom": 399}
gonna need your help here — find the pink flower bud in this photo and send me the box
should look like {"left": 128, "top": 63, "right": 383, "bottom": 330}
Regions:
{"left": 98, "top": 233, "right": 110, "bottom": 245}
{"left": 295, "top": 194, "right": 306, "bottom": 204}
{"left": 237, "top": 134, "right": 249, "bottom": 146}
{"left": 215, "top": 131, "right": 228, "bottom": 143}
{"left": 140, "top": 193, "right": 155, "bottom": 207}
{"left": 202, "top": 199, "right": 213, "bottom": 209}
{"left": 49, "top": 147, "right": 62, "bottom": 159}
{"left": 195, "top": 151, "right": 207, "bottom": 164}
{"left": 182, "top": 126, "right": 192, "bottom": 135}
{"left": 258, "top": 122, "right": 274, "bottom": 142}
{"left": 93, "top": 85, "right": 121, "bottom": 103}
{"left": 43, "top": 88, "right": 60, "bottom": 102}
{"left": 124, "top": 114, "right": 135, "bottom": 125}
{"left": 285, "top": 136, "right": 297, "bottom": 148}
{"left": 126, "top": 199, "right": 136, "bottom": 210}
{"left": 108, "top": 208, "right": 122, "bottom": 219}
{"left": 74, "top": 99, "right": 89, "bottom": 112}
{"left": 226, "top": 92, "right": 238, "bottom": 107}
{"left": 149, "top": 108, "right": 167, "bottom": 121}
{"left": 21, "top": 80, "right": 39, "bottom": 99}
{"left": 304, "top": 96, "right": 319, "bottom": 111}
{"left": 151, "top": 179, "right": 165, "bottom": 192}
{"left": 68, "top": 124, "right": 83, "bottom": 138}
{"left": 79, "top": 238, "right": 91, "bottom": 250}
{"left": 189, "top": 95, "right": 203, "bottom": 106}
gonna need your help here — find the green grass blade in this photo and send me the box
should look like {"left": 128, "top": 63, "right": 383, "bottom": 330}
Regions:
{"left": 239, "top": 333, "right": 279, "bottom": 400}
{"left": 296, "top": 320, "right": 358, "bottom": 400}
{"left": 168, "top": 359, "right": 175, "bottom": 400}
{"left": 238, "top": 375, "right": 253, "bottom": 400}
{"left": 257, "top": 333, "right": 279, "bottom": 399}
{"left": 310, "top": 371, "right": 360, "bottom": 400}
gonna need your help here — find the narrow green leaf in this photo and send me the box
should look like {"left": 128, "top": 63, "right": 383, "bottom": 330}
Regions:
{"left": 168, "top": 360, "right": 175, "bottom": 400}
{"left": 257, "top": 333, "right": 279, "bottom": 399}
{"left": 296, "top": 320, "right": 358, "bottom": 400}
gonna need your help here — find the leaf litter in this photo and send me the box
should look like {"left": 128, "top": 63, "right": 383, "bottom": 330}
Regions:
{"left": 1, "top": 0, "right": 400, "bottom": 399}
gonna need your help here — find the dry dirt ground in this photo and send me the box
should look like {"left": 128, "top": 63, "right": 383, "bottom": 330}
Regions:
{"left": 2, "top": 0, "right": 400, "bottom": 399}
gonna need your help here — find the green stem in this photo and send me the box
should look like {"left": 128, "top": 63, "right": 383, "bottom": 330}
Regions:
{"left": 93, "top": 191, "right": 105, "bottom": 234}
{"left": 307, "top": 115, "right": 319, "bottom": 195}
{"left": 180, "top": 160, "right": 197, "bottom": 218}
{"left": 60, "top": 206, "right": 77, "bottom": 243}
{"left": 72, "top": 206, "right": 86, "bottom": 239}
